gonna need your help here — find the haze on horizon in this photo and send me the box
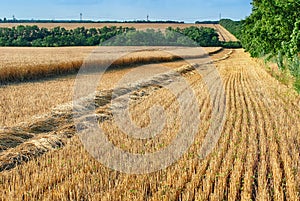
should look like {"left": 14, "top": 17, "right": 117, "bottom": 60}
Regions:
{"left": 0, "top": 0, "right": 252, "bottom": 23}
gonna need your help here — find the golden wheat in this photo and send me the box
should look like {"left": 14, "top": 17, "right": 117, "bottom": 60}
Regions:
{"left": 0, "top": 46, "right": 222, "bottom": 83}
{"left": 0, "top": 47, "right": 222, "bottom": 127}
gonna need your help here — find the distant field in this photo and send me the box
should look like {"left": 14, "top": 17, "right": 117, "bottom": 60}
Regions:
{"left": 0, "top": 22, "right": 216, "bottom": 30}
{"left": 0, "top": 23, "right": 238, "bottom": 42}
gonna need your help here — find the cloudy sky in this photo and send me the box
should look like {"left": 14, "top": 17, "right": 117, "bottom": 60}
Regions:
{"left": 0, "top": 0, "right": 252, "bottom": 22}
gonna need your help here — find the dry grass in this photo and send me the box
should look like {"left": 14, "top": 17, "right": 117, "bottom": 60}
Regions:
{"left": 0, "top": 47, "right": 227, "bottom": 162}
{"left": 263, "top": 60, "right": 295, "bottom": 88}
{"left": 0, "top": 46, "right": 91, "bottom": 83}
{"left": 0, "top": 48, "right": 298, "bottom": 200}
{"left": 0, "top": 47, "right": 222, "bottom": 127}
{"left": 0, "top": 62, "right": 200, "bottom": 171}
{"left": 0, "top": 46, "right": 222, "bottom": 83}
{"left": 0, "top": 77, "right": 75, "bottom": 127}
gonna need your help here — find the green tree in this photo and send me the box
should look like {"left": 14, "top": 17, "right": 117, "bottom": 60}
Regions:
{"left": 241, "top": 0, "right": 300, "bottom": 57}
{"left": 241, "top": 0, "right": 300, "bottom": 92}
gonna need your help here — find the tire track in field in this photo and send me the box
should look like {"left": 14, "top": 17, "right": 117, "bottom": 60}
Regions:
{"left": 238, "top": 69, "right": 259, "bottom": 200}
{"left": 146, "top": 75, "right": 213, "bottom": 201}
{"left": 178, "top": 70, "right": 236, "bottom": 200}
{"left": 230, "top": 52, "right": 282, "bottom": 200}
{"left": 207, "top": 73, "right": 242, "bottom": 200}
{"left": 247, "top": 65, "right": 299, "bottom": 200}
{"left": 241, "top": 73, "right": 271, "bottom": 200}
{"left": 226, "top": 72, "right": 249, "bottom": 201}
{"left": 175, "top": 72, "right": 233, "bottom": 200}
{"left": 229, "top": 50, "right": 299, "bottom": 200}
{"left": 252, "top": 66, "right": 300, "bottom": 192}
{"left": 195, "top": 72, "right": 239, "bottom": 200}
{"left": 252, "top": 81, "right": 286, "bottom": 201}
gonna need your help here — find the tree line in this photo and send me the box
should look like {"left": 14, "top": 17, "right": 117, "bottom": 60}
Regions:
{"left": 0, "top": 26, "right": 135, "bottom": 46}
{"left": 240, "top": 0, "right": 299, "bottom": 91}
{"left": 218, "top": 1, "right": 299, "bottom": 91}
{"left": 241, "top": 0, "right": 299, "bottom": 58}
{"left": 172, "top": 25, "right": 241, "bottom": 48}
{"left": 0, "top": 25, "right": 239, "bottom": 47}
{"left": 104, "top": 27, "right": 221, "bottom": 46}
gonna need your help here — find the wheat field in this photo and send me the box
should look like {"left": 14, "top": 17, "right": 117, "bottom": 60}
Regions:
{"left": 0, "top": 46, "right": 223, "bottom": 83}
{"left": 0, "top": 46, "right": 299, "bottom": 200}
{"left": 0, "top": 46, "right": 221, "bottom": 128}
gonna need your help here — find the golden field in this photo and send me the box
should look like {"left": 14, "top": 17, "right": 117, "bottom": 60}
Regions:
{"left": 0, "top": 45, "right": 299, "bottom": 200}
{"left": 0, "top": 21, "right": 298, "bottom": 200}
{"left": 0, "top": 46, "right": 222, "bottom": 127}
{"left": 0, "top": 46, "right": 223, "bottom": 83}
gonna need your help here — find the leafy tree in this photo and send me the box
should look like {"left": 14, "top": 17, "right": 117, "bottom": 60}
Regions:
{"left": 169, "top": 26, "right": 220, "bottom": 47}
{"left": 0, "top": 25, "right": 135, "bottom": 47}
{"left": 241, "top": 0, "right": 300, "bottom": 92}
{"left": 219, "top": 19, "right": 242, "bottom": 39}
{"left": 241, "top": 0, "right": 299, "bottom": 57}
{"left": 102, "top": 27, "right": 219, "bottom": 47}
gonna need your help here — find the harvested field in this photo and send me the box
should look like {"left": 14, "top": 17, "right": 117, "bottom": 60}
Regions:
{"left": 0, "top": 47, "right": 223, "bottom": 127}
{"left": 0, "top": 46, "right": 222, "bottom": 83}
{"left": 0, "top": 48, "right": 299, "bottom": 200}
{"left": 213, "top": 24, "right": 239, "bottom": 42}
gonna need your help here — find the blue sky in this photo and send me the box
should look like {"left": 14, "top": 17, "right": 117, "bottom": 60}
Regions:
{"left": 0, "top": 0, "right": 252, "bottom": 22}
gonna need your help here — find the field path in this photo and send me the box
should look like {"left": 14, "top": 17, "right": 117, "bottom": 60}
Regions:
{"left": 213, "top": 24, "right": 239, "bottom": 42}
{"left": 0, "top": 49, "right": 299, "bottom": 200}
